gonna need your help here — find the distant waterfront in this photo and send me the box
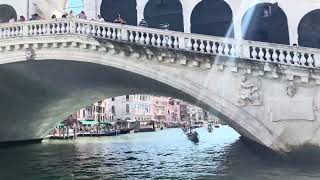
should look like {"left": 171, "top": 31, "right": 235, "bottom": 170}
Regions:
{"left": 1, "top": 127, "right": 320, "bottom": 180}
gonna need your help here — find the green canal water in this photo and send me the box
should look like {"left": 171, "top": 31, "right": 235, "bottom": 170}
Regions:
{"left": 1, "top": 126, "right": 320, "bottom": 180}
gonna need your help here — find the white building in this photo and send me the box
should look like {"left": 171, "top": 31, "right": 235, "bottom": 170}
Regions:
{"left": 108, "top": 95, "right": 152, "bottom": 122}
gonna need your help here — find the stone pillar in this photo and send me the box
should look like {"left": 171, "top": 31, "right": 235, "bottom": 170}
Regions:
{"left": 136, "top": 0, "right": 149, "bottom": 25}
{"left": 83, "top": 0, "right": 102, "bottom": 19}
{"left": 180, "top": 0, "right": 201, "bottom": 33}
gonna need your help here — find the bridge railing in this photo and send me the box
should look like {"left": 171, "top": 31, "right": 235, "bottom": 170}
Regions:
{"left": 0, "top": 19, "right": 319, "bottom": 68}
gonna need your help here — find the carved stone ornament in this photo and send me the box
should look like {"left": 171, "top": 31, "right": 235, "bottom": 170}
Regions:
{"left": 285, "top": 81, "right": 297, "bottom": 97}
{"left": 26, "top": 48, "right": 35, "bottom": 61}
{"left": 238, "top": 76, "right": 263, "bottom": 107}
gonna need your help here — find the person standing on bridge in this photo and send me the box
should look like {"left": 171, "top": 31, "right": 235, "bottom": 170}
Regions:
{"left": 139, "top": 18, "right": 148, "bottom": 27}
{"left": 77, "top": 11, "right": 87, "bottom": 20}
{"left": 97, "top": 15, "right": 105, "bottom": 22}
{"left": 114, "top": 14, "right": 126, "bottom": 25}
{"left": 69, "top": 11, "right": 75, "bottom": 18}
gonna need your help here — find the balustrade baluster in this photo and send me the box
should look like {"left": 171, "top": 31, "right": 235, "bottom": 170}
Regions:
{"left": 56, "top": 24, "right": 61, "bottom": 34}
{"left": 102, "top": 27, "right": 106, "bottom": 37}
{"left": 145, "top": 33, "right": 151, "bottom": 45}
{"left": 212, "top": 42, "right": 217, "bottom": 54}
{"left": 116, "top": 29, "right": 121, "bottom": 40}
{"left": 156, "top": 35, "right": 161, "bottom": 46}
{"left": 173, "top": 37, "right": 179, "bottom": 48}
{"left": 272, "top": 49, "right": 278, "bottom": 62}
{"left": 106, "top": 28, "right": 111, "bottom": 38}
{"left": 134, "top": 32, "right": 140, "bottom": 42}
{"left": 61, "top": 23, "right": 66, "bottom": 33}
{"left": 205, "top": 41, "right": 212, "bottom": 53}
{"left": 111, "top": 29, "right": 116, "bottom": 39}
{"left": 300, "top": 54, "right": 307, "bottom": 66}
{"left": 151, "top": 34, "right": 156, "bottom": 45}
{"left": 91, "top": 26, "right": 96, "bottom": 36}
{"left": 76, "top": 24, "right": 81, "bottom": 33}
{"left": 97, "top": 26, "right": 102, "bottom": 37}
{"left": 265, "top": 49, "right": 271, "bottom": 62}
{"left": 258, "top": 47, "right": 265, "bottom": 61}
{"left": 193, "top": 40, "right": 199, "bottom": 51}
{"left": 230, "top": 45, "right": 236, "bottom": 57}
{"left": 139, "top": 33, "right": 145, "bottom": 44}
{"left": 285, "top": 51, "right": 292, "bottom": 65}
{"left": 86, "top": 25, "right": 91, "bottom": 35}
{"left": 199, "top": 40, "right": 205, "bottom": 52}
{"left": 224, "top": 44, "right": 230, "bottom": 55}
{"left": 81, "top": 24, "right": 86, "bottom": 34}
{"left": 279, "top": 50, "right": 285, "bottom": 63}
{"left": 66, "top": 23, "right": 70, "bottom": 33}
{"left": 41, "top": 25, "right": 46, "bottom": 34}
{"left": 14, "top": 27, "right": 18, "bottom": 36}
{"left": 19, "top": 27, "right": 23, "bottom": 36}
{"left": 129, "top": 31, "right": 134, "bottom": 42}
{"left": 307, "top": 54, "right": 314, "bottom": 67}
{"left": 251, "top": 47, "right": 258, "bottom": 59}
{"left": 162, "top": 36, "right": 167, "bottom": 47}
{"left": 168, "top": 36, "right": 173, "bottom": 48}
{"left": 217, "top": 43, "right": 223, "bottom": 55}
{"left": 292, "top": 52, "right": 299, "bottom": 65}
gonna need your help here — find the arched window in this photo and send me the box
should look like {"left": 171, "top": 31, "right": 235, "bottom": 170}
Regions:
{"left": 0, "top": 5, "right": 17, "bottom": 23}
{"left": 100, "top": 0, "right": 137, "bottom": 25}
{"left": 191, "top": 0, "right": 234, "bottom": 37}
{"left": 298, "top": 9, "right": 320, "bottom": 48}
{"left": 242, "top": 3, "right": 289, "bottom": 44}
{"left": 144, "top": 0, "right": 184, "bottom": 31}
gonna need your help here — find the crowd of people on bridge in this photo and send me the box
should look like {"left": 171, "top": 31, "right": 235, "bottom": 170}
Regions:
{"left": 4, "top": 10, "right": 131, "bottom": 25}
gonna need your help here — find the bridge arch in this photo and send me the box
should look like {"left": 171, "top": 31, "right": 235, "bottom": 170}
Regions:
{"left": 100, "top": 0, "right": 137, "bottom": 25}
{"left": 191, "top": 0, "right": 234, "bottom": 38}
{"left": 298, "top": 9, "right": 320, "bottom": 48}
{"left": 241, "top": 3, "right": 289, "bottom": 45}
{"left": 0, "top": 4, "right": 17, "bottom": 23}
{"left": 143, "top": 0, "right": 184, "bottom": 32}
{"left": 0, "top": 32, "right": 290, "bottom": 152}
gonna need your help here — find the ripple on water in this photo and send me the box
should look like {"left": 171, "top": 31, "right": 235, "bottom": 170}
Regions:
{"left": 3, "top": 127, "right": 320, "bottom": 180}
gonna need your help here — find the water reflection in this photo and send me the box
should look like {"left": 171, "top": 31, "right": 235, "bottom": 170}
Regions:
{"left": 1, "top": 127, "right": 320, "bottom": 179}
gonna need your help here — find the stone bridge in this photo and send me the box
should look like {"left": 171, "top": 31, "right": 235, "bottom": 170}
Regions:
{"left": 1, "top": 19, "right": 320, "bottom": 153}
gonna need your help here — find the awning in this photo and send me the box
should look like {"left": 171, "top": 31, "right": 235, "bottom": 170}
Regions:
{"left": 80, "top": 120, "right": 97, "bottom": 125}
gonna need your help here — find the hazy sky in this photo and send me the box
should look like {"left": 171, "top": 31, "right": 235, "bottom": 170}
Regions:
{"left": 69, "top": 0, "right": 83, "bottom": 14}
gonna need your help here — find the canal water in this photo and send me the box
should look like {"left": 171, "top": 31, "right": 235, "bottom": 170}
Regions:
{"left": 1, "top": 126, "right": 320, "bottom": 180}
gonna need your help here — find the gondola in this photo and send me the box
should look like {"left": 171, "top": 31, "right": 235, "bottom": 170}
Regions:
{"left": 208, "top": 124, "right": 213, "bottom": 132}
{"left": 186, "top": 131, "right": 199, "bottom": 143}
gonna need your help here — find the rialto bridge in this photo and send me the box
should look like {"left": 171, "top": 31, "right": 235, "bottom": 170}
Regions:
{"left": 1, "top": 0, "right": 320, "bottom": 153}
{"left": 0, "top": 18, "right": 319, "bottom": 153}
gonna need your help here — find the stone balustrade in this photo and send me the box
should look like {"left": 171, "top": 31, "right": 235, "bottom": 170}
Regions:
{"left": 0, "top": 18, "right": 320, "bottom": 69}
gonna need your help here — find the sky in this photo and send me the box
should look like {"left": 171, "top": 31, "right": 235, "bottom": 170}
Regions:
{"left": 68, "top": 0, "right": 84, "bottom": 14}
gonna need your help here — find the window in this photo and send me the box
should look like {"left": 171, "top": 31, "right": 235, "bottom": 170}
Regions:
{"left": 112, "top": 106, "right": 115, "bottom": 114}
{"left": 126, "top": 95, "right": 130, "bottom": 101}
{"left": 112, "top": 97, "right": 115, "bottom": 101}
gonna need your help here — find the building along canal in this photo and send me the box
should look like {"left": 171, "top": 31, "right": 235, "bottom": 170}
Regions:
{"left": 1, "top": 126, "right": 320, "bottom": 179}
